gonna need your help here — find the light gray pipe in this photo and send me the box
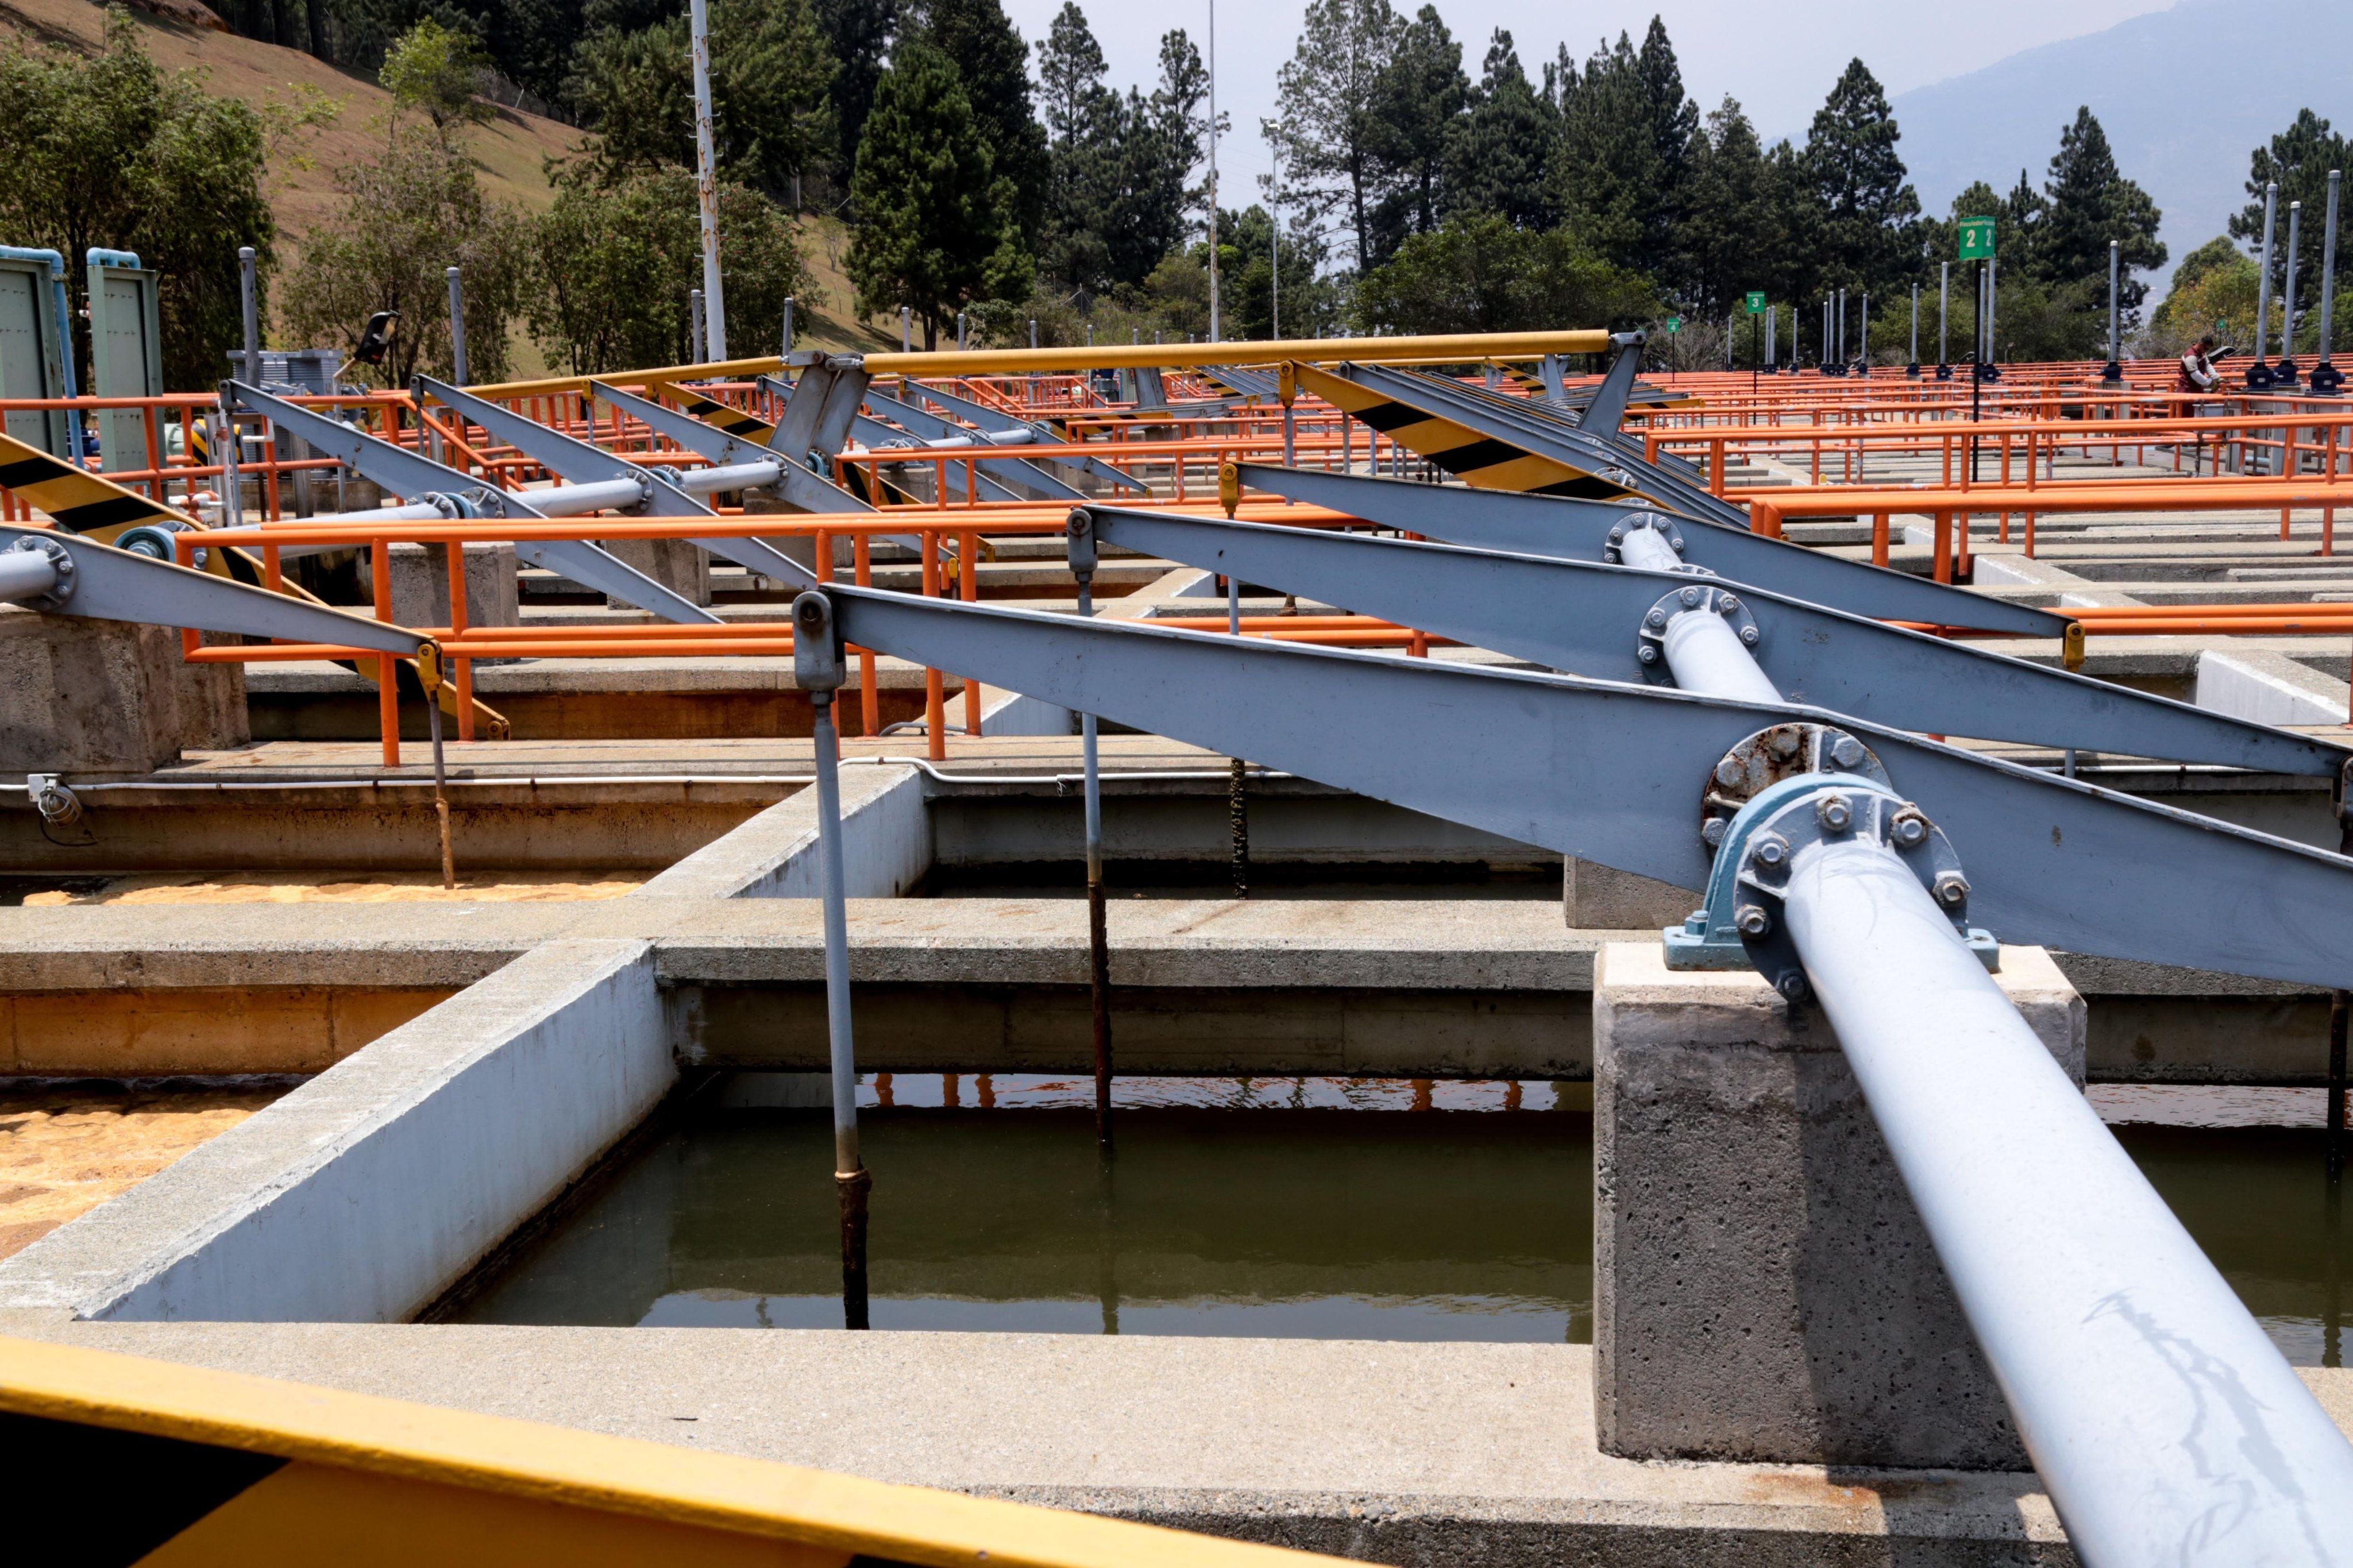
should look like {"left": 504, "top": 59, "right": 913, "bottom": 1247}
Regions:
{"left": 2322, "top": 171, "right": 2342, "bottom": 368}
{"left": 1781, "top": 836, "right": 2353, "bottom": 1566}
{"left": 0, "top": 549, "right": 57, "bottom": 601}
{"left": 1657, "top": 607, "right": 1782, "bottom": 704}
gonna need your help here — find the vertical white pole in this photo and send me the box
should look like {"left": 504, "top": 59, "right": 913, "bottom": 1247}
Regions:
{"left": 689, "top": 0, "right": 727, "bottom": 358}
{"left": 1206, "top": 0, "right": 1220, "bottom": 343}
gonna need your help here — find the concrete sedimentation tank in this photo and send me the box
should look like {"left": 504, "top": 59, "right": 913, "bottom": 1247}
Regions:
{"left": 0, "top": 327, "right": 2350, "bottom": 1562}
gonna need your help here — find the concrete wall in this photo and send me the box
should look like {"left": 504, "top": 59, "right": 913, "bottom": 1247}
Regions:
{"left": 0, "top": 607, "right": 246, "bottom": 774}
{"left": 632, "top": 764, "right": 928, "bottom": 900}
{"left": 0, "top": 939, "right": 672, "bottom": 1322}
{"left": 2194, "top": 647, "right": 2352, "bottom": 728}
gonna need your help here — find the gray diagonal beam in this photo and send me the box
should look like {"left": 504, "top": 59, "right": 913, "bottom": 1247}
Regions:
{"left": 1082, "top": 506, "right": 2347, "bottom": 778}
{"left": 1235, "top": 464, "right": 2068, "bottom": 638}
{"left": 824, "top": 585, "right": 2353, "bottom": 992}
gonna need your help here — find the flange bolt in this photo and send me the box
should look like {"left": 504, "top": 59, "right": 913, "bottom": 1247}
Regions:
{"left": 1817, "top": 794, "right": 1852, "bottom": 832}
{"left": 1933, "top": 871, "right": 1970, "bottom": 908}
{"left": 1637, "top": 645, "right": 1659, "bottom": 664}
{"left": 1889, "top": 811, "right": 1930, "bottom": 849}
{"left": 1751, "top": 834, "right": 1788, "bottom": 867}
{"left": 1829, "top": 735, "right": 1866, "bottom": 769}
{"left": 1680, "top": 586, "right": 1700, "bottom": 607}
{"left": 1702, "top": 817, "right": 1728, "bottom": 847}
{"left": 1718, "top": 594, "right": 1739, "bottom": 615}
{"left": 1739, "top": 625, "right": 1761, "bottom": 646}
{"left": 1735, "top": 903, "right": 1772, "bottom": 937}
{"left": 1646, "top": 607, "right": 1668, "bottom": 628}
{"left": 1714, "top": 756, "right": 1743, "bottom": 786}
{"left": 1776, "top": 972, "right": 1809, "bottom": 1001}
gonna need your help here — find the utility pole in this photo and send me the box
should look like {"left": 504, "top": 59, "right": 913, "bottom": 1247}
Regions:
{"left": 1206, "top": 0, "right": 1220, "bottom": 343}
{"left": 689, "top": 0, "right": 727, "bottom": 358}
{"left": 2104, "top": 241, "right": 2122, "bottom": 384}
{"left": 1269, "top": 142, "right": 1280, "bottom": 340}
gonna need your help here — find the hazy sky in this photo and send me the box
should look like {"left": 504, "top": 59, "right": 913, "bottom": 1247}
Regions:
{"left": 998, "top": 0, "right": 2181, "bottom": 203}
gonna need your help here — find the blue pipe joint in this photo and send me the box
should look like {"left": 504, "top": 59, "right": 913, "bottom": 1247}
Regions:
{"left": 1664, "top": 770, "right": 1996, "bottom": 998}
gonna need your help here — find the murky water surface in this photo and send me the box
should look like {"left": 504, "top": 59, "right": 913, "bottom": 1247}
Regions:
{"left": 460, "top": 1077, "right": 2350, "bottom": 1364}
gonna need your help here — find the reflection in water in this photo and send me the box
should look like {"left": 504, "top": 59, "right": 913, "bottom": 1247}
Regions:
{"left": 458, "top": 1092, "right": 1592, "bottom": 1342}
{"left": 458, "top": 1077, "right": 2347, "bottom": 1362}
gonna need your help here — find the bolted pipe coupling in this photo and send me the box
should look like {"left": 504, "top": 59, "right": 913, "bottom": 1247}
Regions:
{"left": 1666, "top": 770, "right": 1996, "bottom": 996}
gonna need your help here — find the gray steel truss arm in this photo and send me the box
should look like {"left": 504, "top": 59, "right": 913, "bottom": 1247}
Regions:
{"left": 1082, "top": 506, "right": 2347, "bottom": 777}
{"left": 906, "top": 380, "right": 1150, "bottom": 495}
{"left": 588, "top": 380, "right": 876, "bottom": 517}
{"left": 225, "top": 381, "right": 722, "bottom": 624}
{"left": 0, "top": 524, "right": 428, "bottom": 655}
{"left": 847, "top": 414, "right": 1028, "bottom": 503}
{"left": 1232, "top": 463, "right": 2070, "bottom": 638}
{"left": 415, "top": 376, "right": 813, "bottom": 590}
{"left": 858, "top": 385, "right": 1085, "bottom": 501}
{"left": 817, "top": 584, "right": 2353, "bottom": 991}
{"left": 1576, "top": 332, "right": 1645, "bottom": 435}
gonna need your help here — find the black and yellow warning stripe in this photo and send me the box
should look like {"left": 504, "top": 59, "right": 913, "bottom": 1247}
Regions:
{"left": 0, "top": 1335, "right": 1334, "bottom": 1567}
{"left": 646, "top": 379, "right": 778, "bottom": 442}
{"left": 0, "top": 432, "right": 507, "bottom": 737}
{"left": 1289, "top": 362, "right": 1646, "bottom": 500}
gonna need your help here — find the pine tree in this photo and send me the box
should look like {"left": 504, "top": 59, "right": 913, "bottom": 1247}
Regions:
{"left": 1803, "top": 58, "right": 1919, "bottom": 291}
{"left": 1441, "top": 30, "right": 1554, "bottom": 229}
{"left": 911, "top": 0, "right": 1049, "bottom": 241}
{"left": 846, "top": 40, "right": 1031, "bottom": 347}
{"left": 1549, "top": 33, "right": 1661, "bottom": 274}
{"left": 1679, "top": 98, "right": 1773, "bottom": 316}
{"left": 1363, "top": 4, "right": 1465, "bottom": 264}
{"left": 815, "top": 0, "right": 899, "bottom": 184}
{"left": 1632, "top": 16, "right": 1698, "bottom": 275}
{"left": 2039, "top": 107, "right": 2163, "bottom": 315}
{"left": 2229, "top": 110, "right": 2353, "bottom": 315}
{"left": 1265, "top": 0, "right": 1400, "bottom": 273}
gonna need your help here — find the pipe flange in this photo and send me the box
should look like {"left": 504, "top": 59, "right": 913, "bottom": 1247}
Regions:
{"left": 113, "top": 523, "right": 202, "bottom": 570}
{"left": 1600, "top": 511, "right": 1688, "bottom": 565}
{"left": 1665, "top": 773, "right": 1996, "bottom": 993}
{"left": 1635, "top": 583, "right": 1760, "bottom": 683}
{"left": 1698, "top": 722, "right": 1888, "bottom": 849}
{"left": 10, "top": 535, "right": 72, "bottom": 609}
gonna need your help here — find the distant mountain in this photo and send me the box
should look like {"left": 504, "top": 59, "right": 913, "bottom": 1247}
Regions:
{"left": 1878, "top": 0, "right": 2353, "bottom": 296}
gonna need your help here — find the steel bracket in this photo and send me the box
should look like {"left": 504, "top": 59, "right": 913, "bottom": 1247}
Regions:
{"left": 7, "top": 535, "right": 73, "bottom": 608}
{"left": 1668, "top": 771, "right": 1996, "bottom": 990}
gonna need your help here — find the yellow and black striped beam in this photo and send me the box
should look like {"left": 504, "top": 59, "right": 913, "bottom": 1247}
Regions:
{"left": 647, "top": 380, "right": 779, "bottom": 443}
{"left": 0, "top": 434, "right": 507, "bottom": 738}
{"left": 1288, "top": 362, "right": 1650, "bottom": 501}
{"left": 0, "top": 1335, "right": 1338, "bottom": 1567}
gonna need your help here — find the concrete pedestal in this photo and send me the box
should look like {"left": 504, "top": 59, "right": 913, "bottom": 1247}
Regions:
{"left": 600, "top": 539, "right": 711, "bottom": 607}
{"left": 0, "top": 606, "right": 247, "bottom": 773}
{"left": 387, "top": 542, "right": 518, "bottom": 631}
{"left": 1564, "top": 859, "right": 1699, "bottom": 930}
{"left": 1591, "top": 941, "right": 2085, "bottom": 1470}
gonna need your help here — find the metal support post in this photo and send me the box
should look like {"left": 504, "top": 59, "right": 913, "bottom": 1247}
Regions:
{"left": 900, "top": 306, "right": 911, "bottom": 353}
{"left": 1939, "top": 261, "right": 1950, "bottom": 377}
{"left": 689, "top": 289, "right": 706, "bottom": 365}
{"left": 2282, "top": 201, "right": 2305, "bottom": 385}
{"left": 2318, "top": 172, "right": 2344, "bottom": 395}
{"left": 1836, "top": 289, "right": 1846, "bottom": 368}
{"left": 689, "top": 0, "right": 727, "bottom": 358}
{"left": 1985, "top": 253, "right": 1997, "bottom": 367}
{"left": 237, "top": 247, "right": 261, "bottom": 385}
{"left": 1066, "top": 514, "right": 1113, "bottom": 1148}
{"left": 793, "top": 591, "right": 867, "bottom": 1330}
{"left": 781, "top": 296, "right": 795, "bottom": 354}
{"left": 1908, "top": 284, "right": 1919, "bottom": 376}
{"left": 1857, "top": 293, "right": 1868, "bottom": 374}
{"left": 445, "top": 267, "right": 468, "bottom": 386}
{"left": 1765, "top": 304, "right": 1776, "bottom": 370}
{"left": 2255, "top": 180, "right": 2279, "bottom": 387}
{"left": 2103, "top": 240, "right": 2121, "bottom": 382}
{"left": 422, "top": 646, "right": 454, "bottom": 889}
{"left": 214, "top": 394, "right": 242, "bottom": 529}
{"left": 956, "top": 311, "right": 967, "bottom": 351}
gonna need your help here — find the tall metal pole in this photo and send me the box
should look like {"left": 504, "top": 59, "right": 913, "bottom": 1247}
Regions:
{"left": 1206, "top": 0, "right": 1220, "bottom": 344}
{"left": 2318, "top": 171, "right": 2343, "bottom": 395}
{"left": 781, "top": 296, "right": 795, "bottom": 354}
{"left": 688, "top": 0, "right": 727, "bottom": 358}
{"left": 1985, "top": 253, "right": 1997, "bottom": 366}
{"left": 2281, "top": 200, "right": 2305, "bottom": 385}
{"left": 1764, "top": 302, "right": 1775, "bottom": 369}
{"left": 1066, "top": 515, "right": 1112, "bottom": 1148}
{"left": 445, "top": 267, "right": 468, "bottom": 387}
{"left": 1836, "top": 288, "right": 1846, "bottom": 368}
{"left": 2104, "top": 240, "right": 2121, "bottom": 383}
{"left": 1858, "top": 292, "right": 1869, "bottom": 375}
{"left": 793, "top": 592, "right": 867, "bottom": 1330}
{"left": 1939, "top": 261, "right": 1950, "bottom": 373}
{"left": 900, "top": 305, "right": 912, "bottom": 353}
{"left": 2255, "top": 180, "right": 2279, "bottom": 383}
{"left": 238, "top": 246, "right": 261, "bottom": 385}
{"left": 1908, "top": 283, "right": 1919, "bottom": 376}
